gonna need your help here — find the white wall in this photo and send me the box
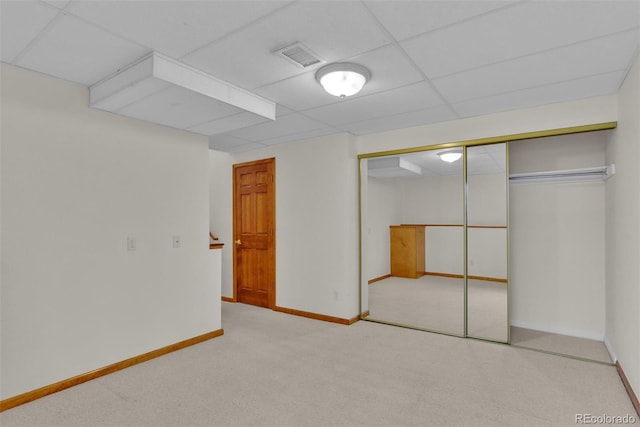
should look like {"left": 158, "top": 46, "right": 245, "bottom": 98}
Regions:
{"left": 509, "top": 133, "right": 607, "bottom": 339}
{"left": 209, "top": 133, "right": 360, "bottom": 320}
{"left": 366, "top": 171, "right": 508, "bottom": 280}
{"left": 208, "top": 150, "right": 233, "bottom": 298}
{"left": 400, "top": 175, "right": 464, "bottom": 224}
{"left": 606, "top": 52, "right": 640, "bottom": 397}
{"left": 0, "top": 64, "right": 217, "bottom": 399}
{"left": 356, "top": 95, "right": 617, "bottom": 155}
{"left": 366, "top": 177, "right": 402, "bottom": 280}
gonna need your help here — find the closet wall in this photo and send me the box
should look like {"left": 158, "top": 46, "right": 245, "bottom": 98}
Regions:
{"left": 509, "top": 132, "right": 608, "bottom": 339}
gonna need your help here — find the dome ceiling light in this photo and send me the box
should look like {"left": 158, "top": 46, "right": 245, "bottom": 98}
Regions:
{"left": 315, "top": 63, "right": 370, "bottom": 98}
{"left": 438, "top": 150, "right": 463, "bottom": 163}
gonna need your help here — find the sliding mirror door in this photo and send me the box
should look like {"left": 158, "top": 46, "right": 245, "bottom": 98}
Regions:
{"left": 363, "top": 149, "right": 464, "bottom": 335}
{"left": 466, "top": 143, "right": 509, "bottom": 342}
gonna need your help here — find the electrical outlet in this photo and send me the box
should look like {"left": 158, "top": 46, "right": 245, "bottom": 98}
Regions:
{"left": 172, "top": 235, "right": 181, "bottom": 248}
{"left": 127, "top": 236, "right": 136, "bottom": 251}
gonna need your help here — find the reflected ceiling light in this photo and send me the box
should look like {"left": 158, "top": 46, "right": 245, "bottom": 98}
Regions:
{"left": 315, "top": 63, "right": 370, "bottom": 98}
{"left": 438, "top": 150, "right": 462, "bottom": 163}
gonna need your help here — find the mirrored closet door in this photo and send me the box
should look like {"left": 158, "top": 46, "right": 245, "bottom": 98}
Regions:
{"left": 466, "top": 143, "right": 509, "bottom": 342}
{"left": 363, "top": 149, "right": 464, "bottom": 335}
{"left": 360, "top": 142, "right": 509, "bottom": 343}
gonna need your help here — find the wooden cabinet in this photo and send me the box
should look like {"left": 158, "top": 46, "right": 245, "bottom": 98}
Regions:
{"left": 390, "top": 225, "right": 425, "bottom": 279}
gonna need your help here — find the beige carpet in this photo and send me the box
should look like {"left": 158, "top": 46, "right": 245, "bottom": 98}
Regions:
{"left": 367, "top": 276, "right": 465, "bottom": 335}
{"left": 368, "top": 276, "right": 508, "bottom": 341}
{"left": 1, "top": 302, "right": 635, "bottom": 426}
{"left": 511, "top": 327, "right": 612, "bottom": 364}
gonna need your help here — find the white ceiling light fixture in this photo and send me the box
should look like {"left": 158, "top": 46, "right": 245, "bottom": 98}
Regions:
{"left": 438, "top": 150, "right": 462, "bottom": 163}
{"left": 315, "top": 63, "right": 370, "bottom": 98}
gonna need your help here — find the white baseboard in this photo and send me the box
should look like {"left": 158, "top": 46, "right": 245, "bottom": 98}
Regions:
{"left": 510, "top": 320, "right": 605, "bottom": 341}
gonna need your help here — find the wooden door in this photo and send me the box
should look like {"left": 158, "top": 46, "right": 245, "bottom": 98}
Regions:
{"left": 233, "top": 158, "right": 275, "bottom": 308}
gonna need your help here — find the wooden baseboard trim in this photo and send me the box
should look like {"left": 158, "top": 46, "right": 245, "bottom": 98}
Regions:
{"left": 0, "top": 329, "right": 224, "bottom": 412}
{"left": 275, "top": 306, "right": 363, "bottom": 326}
{"left": 221, "top": 296, "right": 235, "bottom": 302}
{"left": 616, "top": 361, "right": 640, "bottom": 416}
{"left": 469, "top": 275, "right": 508, "bottom": 283}
{"left": 368, "top": 274, "right": 391, "bottom": 284}
{"left": 424, "top": 272, "right": 507, "bottom": 283}
{"left": 424, "top": 272, "right": 461, "bottom": 279}
{"left": 354, "top": 311, "right": 370, "bottom": 324}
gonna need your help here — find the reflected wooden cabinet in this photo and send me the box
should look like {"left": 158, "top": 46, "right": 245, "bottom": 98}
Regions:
{"left": 390, "top": 225, "right": 425, "bottom": 279}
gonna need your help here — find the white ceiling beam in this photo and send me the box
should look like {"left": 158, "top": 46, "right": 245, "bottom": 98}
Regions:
{"left": 89, "top": 52, "right": 276, "bottom": 120}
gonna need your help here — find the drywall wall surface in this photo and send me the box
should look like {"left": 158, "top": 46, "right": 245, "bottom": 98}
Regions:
{"left": 509, "top": 132, "right": 607, "bottom": 339}
{"left": 1, "top": 64, "right": 216, "bottom": 399}
{"left": 606, "top": 52, "right": 640, "bottom": 398}
{"left": 365, "top": 177, "right": 402, "bottom": 280}
{"left": 208, "top": 149, "right": 233, "bottom": 298}
{"left": 209, "top": 133, "right": 360, "bottom": 319}
{"left": 356, "top": 95, "right": 617, "bottom": 156}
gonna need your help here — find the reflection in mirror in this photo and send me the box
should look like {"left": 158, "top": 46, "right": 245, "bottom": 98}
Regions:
{"left": 466, "top": 143, "right": 509, "bottom": 342}
{"left": 363, "top": 149, "right": 464, "bottom": 335}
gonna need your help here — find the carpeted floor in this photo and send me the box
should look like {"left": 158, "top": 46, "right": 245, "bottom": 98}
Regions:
{"left": 367, "top": 276, "right": 611, "bottom": 362}
{"left": 367, "top": 276, "right": 508, "bottom": 341}
{"left": 511, "top": 327, "right": 612, "bottom": 364}
{"left": 1, "top": 302, "right": 635, "bottom": 426}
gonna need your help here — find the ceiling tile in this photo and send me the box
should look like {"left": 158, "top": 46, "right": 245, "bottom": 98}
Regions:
{"left": 401, "top": 0, "right": 640, "bottom": 78}
{"left": 451, "top": 70, "right": 626, "bottom": 118}
{"left": 467, "top": 145, "right": 506, "bottom": 175}
{"left": 4, "top": 0, "right": 638, "bottom": 154}
{"left": 0, "top": 0, "right": 59, "bottom": 63}
{"left": 433, "top": 30, "right": 638, "bottom": 104}
{"left": 365, "top": 0, "right": 515, "bottom": 41}
{"left": 226, "top": 112, "right": 329, "bottom": 142}
{"left": 16, "top": 14, "right": 148, "bottom": 85}
{"left": 209, "top": 135, "right": 264, "bottom": 152}
{"left": 304, "top": 82, "right": 444, "bottom": 126}
{"left": 254, "top": 44, "right": 423, "bottom": 111}
{"left": 188, "top": 111, "right": 271, "bottom": 136}
{"left": 67, "top": 1, "right": 292, "bottom": 59}
{"left": 340, "top": 105, "right": 457, "bottom": 136}
{"left": 182, "top": 0, "right": 390, "bottom": 90}
{"left": 40, "top": 0, "right": 71, "bottom": 9}
{"left": 260, "top": 127, "right": 340, "bottom": 146}
{"left": 116, "top": 85, "right": 244, "bottom": 130}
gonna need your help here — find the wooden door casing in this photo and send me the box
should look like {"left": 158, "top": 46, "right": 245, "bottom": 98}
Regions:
{"left": 233, "top": 158, "right": 275, "bottom": 308}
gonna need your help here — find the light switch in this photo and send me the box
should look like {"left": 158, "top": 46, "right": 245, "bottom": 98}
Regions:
{"left": 127, "top": 236, "right": 136, "bottom": 251}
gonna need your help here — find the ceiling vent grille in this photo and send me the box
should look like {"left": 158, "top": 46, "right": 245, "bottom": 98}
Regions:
{"left": 274, "top": 42, "right": 324, "bottom": 68}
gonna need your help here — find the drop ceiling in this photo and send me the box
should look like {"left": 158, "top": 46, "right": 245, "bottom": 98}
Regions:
{"left": 2, "top": 0, "right": 639, "bottom": 153}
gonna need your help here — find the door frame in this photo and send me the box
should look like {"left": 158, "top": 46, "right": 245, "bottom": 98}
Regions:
{"left": 232, "top": 157, "right": 276, "bottom": 308}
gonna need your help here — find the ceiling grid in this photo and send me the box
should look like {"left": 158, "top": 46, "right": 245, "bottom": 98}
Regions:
{"left": 0, "top": 0, "right": 637, "bottom": 152}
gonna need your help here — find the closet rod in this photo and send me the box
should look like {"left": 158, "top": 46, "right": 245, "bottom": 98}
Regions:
{"left": 509, "top": 165, "right": 615, "bottom": 183}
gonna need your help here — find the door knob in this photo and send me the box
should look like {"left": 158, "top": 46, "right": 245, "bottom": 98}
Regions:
{"left": 235, "top": 239, "right": 242, "bottom": 245}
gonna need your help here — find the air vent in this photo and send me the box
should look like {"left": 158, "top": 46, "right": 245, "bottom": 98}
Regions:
{"left": 274, "top": 42, "right": 324, "bottom": 68}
